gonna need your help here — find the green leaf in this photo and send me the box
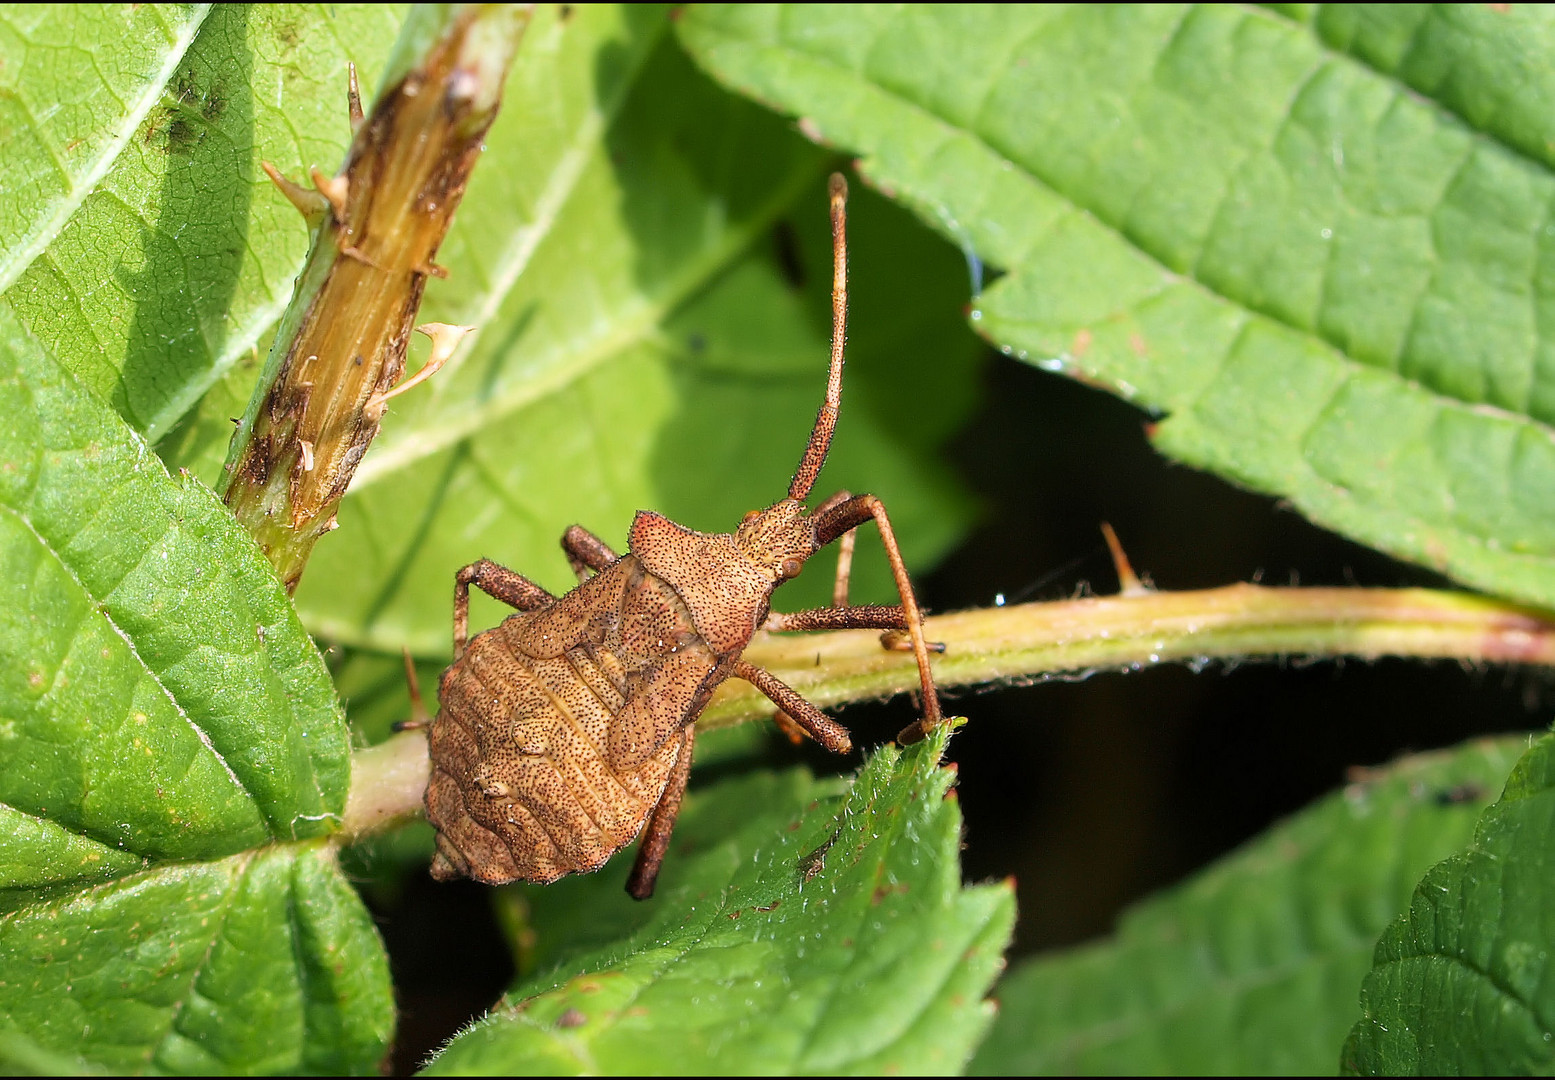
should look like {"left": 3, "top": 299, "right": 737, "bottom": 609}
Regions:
{"left": 422, "top": 727, "right": 1014, "bottom": 1076}
{"left": 4, "top": 3, "right": 403, "bottom": 438}
{"left": 678, "top": 4, "right": 1555, "bottom": 610}
{"left": 1296, "top": 5, "right": 1555, "bottom": 173}
{"left": 1344, "top": 731, "right": 1555, "bottom": 1074}
{"left": 0, "top": 4, "right": 208, "bottom": 295}
{"left": 968, "top": 736, "right": 1524, "bottom": 1076}
{"left": 242, "top": 5, "right": 980, "bottom": 654}
{"left": 0, "top": 843, "right": 392, "bottom": 1075}
{"left": 0, "top": 301, "right": 348, "bottom": 882}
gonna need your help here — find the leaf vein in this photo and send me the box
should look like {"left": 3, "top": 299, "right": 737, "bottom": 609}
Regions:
{"left": 0, "top": 502, "right": 254, "bottom": 828}
{"left": 0, "top": 5, "right": 212, "bottom": 295}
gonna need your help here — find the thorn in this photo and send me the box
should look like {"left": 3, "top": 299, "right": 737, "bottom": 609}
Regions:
{"left": 338, "top": 243, "right": 380, "bottom": 268}
{"left": 323, "top": 516, "right": 340, "bottom": 533}
{"left": 298, "top": 439, "right": 315, "bottom": 472}
{"left": 418, "top": 260, "right": 450, "bottom": 279}
{"left": 309, "top": 166, "right": 350, "bottom": 220}
{"left": 1100, "top": 521, "right": 1151, "bottom": 597}
{"left": 364, "top": 323, "right": 474, "bottom": 410}
{"left": 347, "top": 62, "right": 364, "bottom": 133}
{"left": 403, "top": 646, "right": 429, "bottom": 726}
{"left": 261, "top": 161, "right": 329, "bottom": 223}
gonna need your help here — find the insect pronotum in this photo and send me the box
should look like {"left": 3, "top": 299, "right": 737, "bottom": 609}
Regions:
{"left": 424, "top": 174, "right": 945, "bottom": 899}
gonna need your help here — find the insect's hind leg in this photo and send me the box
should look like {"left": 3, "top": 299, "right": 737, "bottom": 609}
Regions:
{"left": 627, "top": 724, "right": 696, "bottom": 900}
{"left": 454, "top": 558, "right": 556, "bottom": 660}
{"left": 561, "top": 525, "right": 619, "bottom": 583}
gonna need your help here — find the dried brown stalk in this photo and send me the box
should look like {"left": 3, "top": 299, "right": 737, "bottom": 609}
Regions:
{"left": 221, "top": 5, "right": 530, "bottom": 591}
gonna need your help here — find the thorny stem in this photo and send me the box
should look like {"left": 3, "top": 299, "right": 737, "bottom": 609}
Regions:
{"left": 220, "top": 5, "right": 530, "bottom": 592}
{"left": 338, "top": 584, "right": 1555, "bottom": 841}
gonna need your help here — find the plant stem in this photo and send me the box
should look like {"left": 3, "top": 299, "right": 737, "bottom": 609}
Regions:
{"left": 702, "top": 583, "right": 1555, "bottom": 726}
{"left": 338, "top": 584, "right": 1555, "bottom": 842}
{"left": 220, "top": 4, "right": 529, "bottom": 591}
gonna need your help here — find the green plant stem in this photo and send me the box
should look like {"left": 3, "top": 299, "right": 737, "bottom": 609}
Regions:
{"left": 707, "top": 583, "right": 1555, "bottom": 725}
{"left": 338, "top": 584, "right": 1555, "bottom": 840}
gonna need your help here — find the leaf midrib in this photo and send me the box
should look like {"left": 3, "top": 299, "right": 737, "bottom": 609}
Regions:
{"left": 0, "top": 5, "right": 213, "bottom": 298}
{"left": 2, "top": 493, "right": 259, "bottom": 852}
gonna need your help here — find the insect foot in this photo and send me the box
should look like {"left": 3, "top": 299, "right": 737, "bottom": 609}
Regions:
{"left": 423, "top": 173, "right": 945, "bottom": 899}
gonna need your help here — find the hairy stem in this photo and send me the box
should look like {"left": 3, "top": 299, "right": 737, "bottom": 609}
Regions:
{"left": 705, "top": 584, "right": 1555, "bottom": 726}
{"left": 339, "top": 584, "right": 1555, "bottom": 841}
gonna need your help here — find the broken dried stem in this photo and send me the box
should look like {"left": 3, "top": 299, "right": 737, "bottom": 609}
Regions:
{"left": 221, "top": 5, "right": 530, "bottom": 591}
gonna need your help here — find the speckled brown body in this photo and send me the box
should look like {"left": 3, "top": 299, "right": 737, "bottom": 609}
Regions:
{"left": 426, "top": 552, "right": 726, "bottom": 883}
{"left": 422, "top": 176, "right": 946, "bottom": 899}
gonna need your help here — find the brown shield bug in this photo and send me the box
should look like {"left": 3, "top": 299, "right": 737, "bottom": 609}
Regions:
{"left": 424, "top": 174, "right": 945, "bottom": 899}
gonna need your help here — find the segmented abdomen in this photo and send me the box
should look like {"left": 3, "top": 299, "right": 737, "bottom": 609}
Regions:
{"left": 425, "top": 557, "right": 717, "bottom": 885}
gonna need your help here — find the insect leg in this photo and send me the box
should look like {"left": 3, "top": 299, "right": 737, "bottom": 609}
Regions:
{"left": 810, "top": 490, "right": 855, "bottom": 606}
{"left": 626, "top": 724, "right": 696, "bottom": 900}
{"left": 762, "top": 605, "right": 948, "bottom": 657}
{"left": 812, "top": 494, "right": 944, "bottom": 739}
{"left": 763, "top": 604, "right": 904, "bottom": 632}
{"left": 454, "top": 559, "right": 556, "bottom": 660}
{"left": 732, "top": 660, "right": 852, "bottom": 754}
{"left": 389, "top": 647, "right": 431, "bottom": 733}
{"left": 561, "top": 524, "right": 619, "bottom": 583}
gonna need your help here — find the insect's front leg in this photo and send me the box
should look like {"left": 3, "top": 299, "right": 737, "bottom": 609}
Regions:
{"left": 626, "top": 724, "right": 696, "bottom": 900}
{"left": 560, "top": 524, "right": 618, "bottom": 583}
{"left": 761, "top": 605, "right": 947, "bottom": 658}
{"left": 811, "top": 494, "right": 944, "bottom": 737}
{"left": 810, "top": 490, "right": 856, "bottom": 606}
{"left": 453, "top": 558, "right": 556, "bottom": 660}
{"left": 793, "top": 490, "right": 944, "bottom": 653}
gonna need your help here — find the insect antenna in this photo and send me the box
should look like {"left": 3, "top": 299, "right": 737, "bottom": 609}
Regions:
{"left": 789, "top": 172, "right": 850, "bottom": 502}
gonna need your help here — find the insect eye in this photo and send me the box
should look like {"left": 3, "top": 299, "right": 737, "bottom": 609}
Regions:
{"left": 742, "top": 510, "right": 761, "bottom": 525}
{"left": 780, "top": 557, "right": 803, "bottom": 580}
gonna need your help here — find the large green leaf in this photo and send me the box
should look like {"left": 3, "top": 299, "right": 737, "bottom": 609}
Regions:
{"left": 235, "top": 5, "right": 983, "bottom": 655}
{"left": 0, "top": 301, "right": 348, "bottom": 884}
{"left": 969, "top": 736, "right": 1525, "bottom": 1076}
{"left": 422, "top": 726, "right": 1012, "bottom": 1076}
{"left": 1344, "top": 731, "right": 1555, "bottom": 1074}
{"left": 678, "top": 3, "right": 1555, "bottom": 611}
{"left": 0, "top": 4, "right": 208, "bottom": 295}
{"left": 4, "top": 4, "right": 403, "bottom": 439}
{"left": 0, "top": 843, "right": 392, "bottom": 1075}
